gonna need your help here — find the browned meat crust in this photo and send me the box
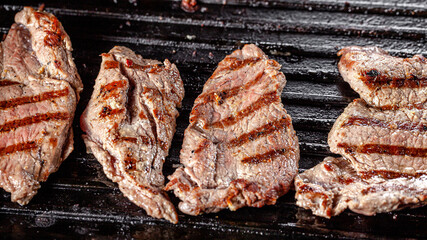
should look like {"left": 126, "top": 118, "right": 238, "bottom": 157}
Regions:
{"left": 81, "top": 46, "right": 184, "bottom": 223}
{"left": 338, "top": 46, "right": 426, "bottom": 109}
{"left": 165, "top": 44, "right": 299, "bottom": 216}
{"left": 0, "top": 7, "right": 81, "bottom": 205}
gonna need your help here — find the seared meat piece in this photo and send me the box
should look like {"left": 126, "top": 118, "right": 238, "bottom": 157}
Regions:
{"left": 329, "top": 99, "right": 427, "bottom": 175}
{"left": 295, "top": 46, "right": 427, "bottom": 218}
{"left": 338, "top": 46, "right": 426, "bottom": 109}
{"left": 81, "top": 46, "right": 184, "bottom": 223}
{"left": 295, "top": 157, "right": 427, "bottom": 218}
{"left": 165, "top": 44, "right": 299, "bottom": 215}
{"left": 0, "top": 7, "right": 81, "bottom": 205}
{"left": 4, "top": 7, "right": 83, "bottom": 94}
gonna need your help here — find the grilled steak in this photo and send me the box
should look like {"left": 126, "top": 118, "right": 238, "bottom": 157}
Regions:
{"left": 296, "top": 46, "right": 427, "bottom": 218}
{"left": 0, "top": 7, "right": 81, "bottom": 205}
{"left": 165, "top": 44, "right": 299, "bottom": 215}
{"left": 80, "top": 46, "right": 184, "bottom": 223}
{"left": 329, "top": 98, "right": 427, "bottom": 175}
{"left": 4, "top": 7, "right": 83, "bottom": 94}
{"left": 295, "top": 157, "right": 427, "bottom": 218}
{"left": 338, "top": 46, "right": 427, "bottom": 109}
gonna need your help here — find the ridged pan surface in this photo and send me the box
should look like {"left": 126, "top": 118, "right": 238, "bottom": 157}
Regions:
{"left": 0, "top": 0, "right": 426, "bottom": 239}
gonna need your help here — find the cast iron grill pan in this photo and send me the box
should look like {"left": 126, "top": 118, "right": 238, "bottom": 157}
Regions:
{"left": 0, "top": 0, "right": 426, "bottom": 239}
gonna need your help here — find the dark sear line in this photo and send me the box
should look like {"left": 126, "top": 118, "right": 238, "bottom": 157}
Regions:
{"left": 123, "top": 157, "right": 137, "bottom": 171}
{"left": 195, "top": 71, "right": 265, "bottom": 107}
{"left": 112, "top": 135, "right": 152, "bottom": 146}
{"left": 228, "top": 117, "right": 290, "bottom": 148}
{"left": 359, "top": 170, "right": 425, "bottom": 180}
{"left": 209, "top": 91, "right": 279, "bottom": 128}
{"left": 104, "top": 60, "right": 119, "bottom": 69}
{"left": 241, "top": 148, "right": 286, "bottom": 164}
{"left": 341, "top": 116, "right": 427, "bottom": 132}
{"left": 338, "top": 143, "right": 427, "bottom": 158}
{"left": 121, "top": 137, "right": 138, "bottom": 143}
{"left": 379, "top": 103, "right": 425, "bottom": 110}
{"left": 192, "top": 139, "right": 210, "bottom": 155}
{"left": 0, "top": 88, "right": 69, "bottom": 110}
{"left": 99, "top": 80, "right": 127, "bottom": 99}
{"left": 99, "top": 106, "right": 125, "bottom": 118}
{"left": 0, "top": 112, "right": 70, "bottom": 133}
{"left": 159, "top": 140, "right": 169, "bottom": 151}
{"left": 192, "top": 117, "right": 290, "bottom": 156}
{"left": 124, "top": 59, "right": 164, "bottom": 74}
{"left": 361, "top": 69, "right": 427, "bottom": 90}
{"left": 210, "top": 57, "right": 261, "bottom": 80}
{"left": 0, "top": 80, "right": 20, "bottom": 87}
{"left": 0, "top": 140, "right": 39, "bottom": 156}
{"left": 33, "top": 11, "right": 65, "bottom": 48}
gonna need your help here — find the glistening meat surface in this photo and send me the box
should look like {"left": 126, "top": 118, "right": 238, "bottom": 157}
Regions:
{"left": 0, "top": 7, "right": 81, "bottom": 205}
{"left": 329, "top": 99, "right": 427, "bottom": 175}
{"left": 338, "top": 46, "right": 427, "bottom": 109}
{"left": 295, "top": 157, "right": 427, "bottom": 218}
{"left": 296, "top": 46, "right": 427, "bottom": 218}
{"left": 165, "top": 44, "right": 299, "bottom": 215}
{"left": 81, "top": 46, "right": 184, "bottom": 223}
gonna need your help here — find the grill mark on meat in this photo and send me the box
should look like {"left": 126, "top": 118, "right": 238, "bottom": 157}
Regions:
{"left": 153, "top": 109, "right": 165, "bottom": 121}
{"left": 49, "top": 138, "right": 58, "bottom": 147}
{"left": 379, "top": 103, "right": 424, "bottom": 110}
{"left": 104, "top": 60, "right": 119, "bottom": 69}
{"left": 142, "top": 88, "right": 172, "bottom": 121}
{"left": 125, "top": 59, "right": 133, "bottom": 67}
{"left": 115, "top": 59, "right": 160, "bottom": 154}
{"left": 142, "top": 87, "right": 159, "bottom": 95}
{"left": 124, "top": 157, "right": 137, "bottom": 170}
{"left": 0, "top": 140, "right": 39, "bottom": 156}
{"left": 117, "top": 60, "right": 162, "bottom": 170}
{"left": 210, "top": 57, "right": 261, "bottom": 79}
{"left": 0, "top": 112, "right": 70, "bottom": 134}
{"left": 0, "top": 80, "right": 19, "bottom": 87}
{"left": 323, "top": 162, "right": 334, "bottom": 171}
{"left": 112, "top": 135, "right": 152, "bottom": 145}
{"left": 99, "top": 106, "right": 124, "bottom": 118}
{"left": 139, "top": 111, "right": 147, "bottom": 119}
{"left": 361, "top": 69, "right": 427, "bottom": 90}
{"left": 165, "top": 177, "right": 190, "bottom": 192}
{"left": 228, "top": 117, "right": 290, "bottom": 148}
{"left": 34, "top": 11, "right": 64, "bottom": 47}
{"left": 139, "top": 136, "right": 152, "bottom": 145}
{"left": 121, "top": 137, "right": 138, "bottom": 143}
{"left": 159, "top": 141, "right": 168, "bottom": 152}
{"left": 298, "top": 184, "right": 328, "bottom": 197}
{"left": 99, "top": 80, "right": 127, "bottom": 99}
{"left": 241, "top": 148, "right": 286, "bottom": 164}
{"left": 197, "top": 71, "right": 265, "bottom": 106}
{"left": 359, "top": 170, "right": 425, "bottom": 180}
{"left": 125, "top": 60, "right": 163, "bottom": 74}
{"left": 341, "top": 116, "right": 427, "bottom": 132}
{"left": 134, "top": 87, "right": 169, "bottom": 151}
{"left": 0, "top": 88, "right": 69, "bottom": 110}
{"left": 337, "top": 143, "right": 427, "bottom": 158}
{"left": 297, "top": 184, "right": 331, "bottom": 216}
{"left": 193, "top": 139, "right": 210, "bottom": 154}
{"left": 321, "top": 163, "right": 356, "bottom": 184}
{"left": 210, "top": 91, "right": 279, "bottom": 128}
